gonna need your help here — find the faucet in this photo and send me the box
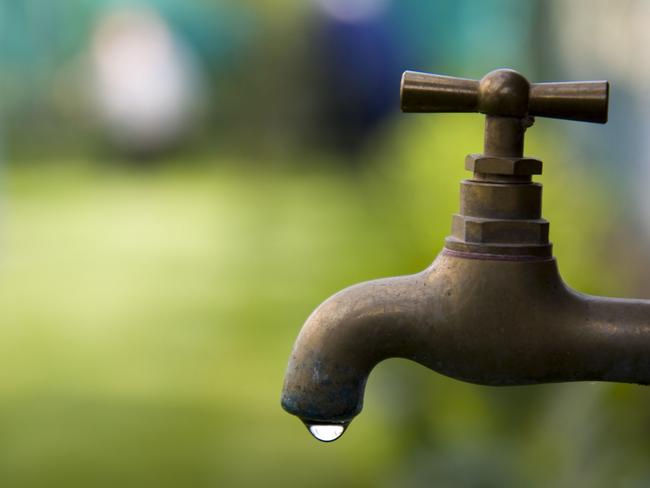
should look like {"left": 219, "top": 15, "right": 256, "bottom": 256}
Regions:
{"left": 281, "top": 68, "right": 650, "bottom": 442}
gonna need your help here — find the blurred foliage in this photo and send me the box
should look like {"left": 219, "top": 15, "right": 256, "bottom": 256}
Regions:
{"left": 1, "top": 118, "right": 649, "bottom": 487}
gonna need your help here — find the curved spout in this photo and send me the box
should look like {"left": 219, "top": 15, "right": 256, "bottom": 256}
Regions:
{"left": 281, "top": 251, "right": 650, "bottom": 427}
{"left": 281, "top": 264, "right": 445, "bottom": 423}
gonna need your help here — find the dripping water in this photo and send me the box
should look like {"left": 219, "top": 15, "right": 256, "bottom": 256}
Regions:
{"left": 302, "top": 421, "right": 349, "bottom": 442}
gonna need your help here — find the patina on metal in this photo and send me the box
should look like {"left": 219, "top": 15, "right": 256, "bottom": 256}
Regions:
{"left": 281, "top": 69, "right": 646, "bottom": 434}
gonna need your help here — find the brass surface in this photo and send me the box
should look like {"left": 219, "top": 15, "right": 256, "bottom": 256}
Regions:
{"left": 280, "top": 69, "right": 646, "bottom": 430}
{"left": 282, "top": 253, "right": 650, "bottom": 423}
{"left": 400, "top": 68, "right": 608, "bottom": 122}
{"left": 465, "top": 154, "right": 542, "bottom": 176}
{"left": 401, "top": 67, "right": 608, "bottom": 257}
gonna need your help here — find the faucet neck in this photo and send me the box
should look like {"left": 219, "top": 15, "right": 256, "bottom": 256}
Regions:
{"left": 444, "top": 127, "right": 552, "bottom": 259}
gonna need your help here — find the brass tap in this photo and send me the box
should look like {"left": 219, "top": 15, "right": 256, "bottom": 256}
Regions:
{"left": 281, "top": 69, "right": 648, "bottom": 442}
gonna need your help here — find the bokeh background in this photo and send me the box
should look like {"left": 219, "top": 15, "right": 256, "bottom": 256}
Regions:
{"left": 2, "top": 0, "right": 650, "bottom": 486}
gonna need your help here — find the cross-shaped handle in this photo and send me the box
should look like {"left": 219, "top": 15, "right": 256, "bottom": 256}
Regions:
{"left": 401, "top": 69, "right": 609, "bottom": 159}
{"left": 401, "top": 68, "right": 609, "bottom": 123}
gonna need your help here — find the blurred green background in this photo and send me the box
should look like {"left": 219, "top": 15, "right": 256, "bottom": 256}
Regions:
{"left": 2, "top": 1, "right": 650, "bottom": 487}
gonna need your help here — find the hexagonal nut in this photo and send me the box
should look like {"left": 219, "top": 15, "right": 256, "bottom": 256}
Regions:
{"left": 452, "top": 214, "right": 549, "bottom": 244}
{"left": 465, "top": 154, "right": 542, "bottom": 175}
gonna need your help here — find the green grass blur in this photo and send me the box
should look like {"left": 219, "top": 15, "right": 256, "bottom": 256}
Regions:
{"left": 1, "top": 118, "right": 650, "bottom": 487}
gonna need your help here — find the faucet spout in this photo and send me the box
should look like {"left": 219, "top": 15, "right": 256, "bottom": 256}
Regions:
{"left": 281, "top": 263, "right": 444, "bottom": 424}
{"left": 281, "top": 251, "right": 650, "bottom": 428}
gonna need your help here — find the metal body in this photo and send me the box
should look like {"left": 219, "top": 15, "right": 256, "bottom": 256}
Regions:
{"left": 281, "top": 69, "right": 642, "bottom": 433}
{"left": 282, "top": 253, "right": 650, "bottom": 422}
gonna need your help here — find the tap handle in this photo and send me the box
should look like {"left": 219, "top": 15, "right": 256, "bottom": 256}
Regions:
{"left": 401, "top": 69, "right": 609, "bottom": 124}
{"left": 528, "top": 81, "right": 609, "bottom": 123}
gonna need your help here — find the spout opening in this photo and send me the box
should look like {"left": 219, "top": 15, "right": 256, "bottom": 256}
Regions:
{"left": 281, "top": 378, "right": 365, "bottom": 425}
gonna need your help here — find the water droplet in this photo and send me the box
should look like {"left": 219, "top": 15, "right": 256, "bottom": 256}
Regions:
{"left": 303, "top": 422, "right": 348, "bottom": 442}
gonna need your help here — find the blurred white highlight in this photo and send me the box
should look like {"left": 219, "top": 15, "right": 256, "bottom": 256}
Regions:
{"left": 91, "top": 7, "right": 199, "bottom": 151}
